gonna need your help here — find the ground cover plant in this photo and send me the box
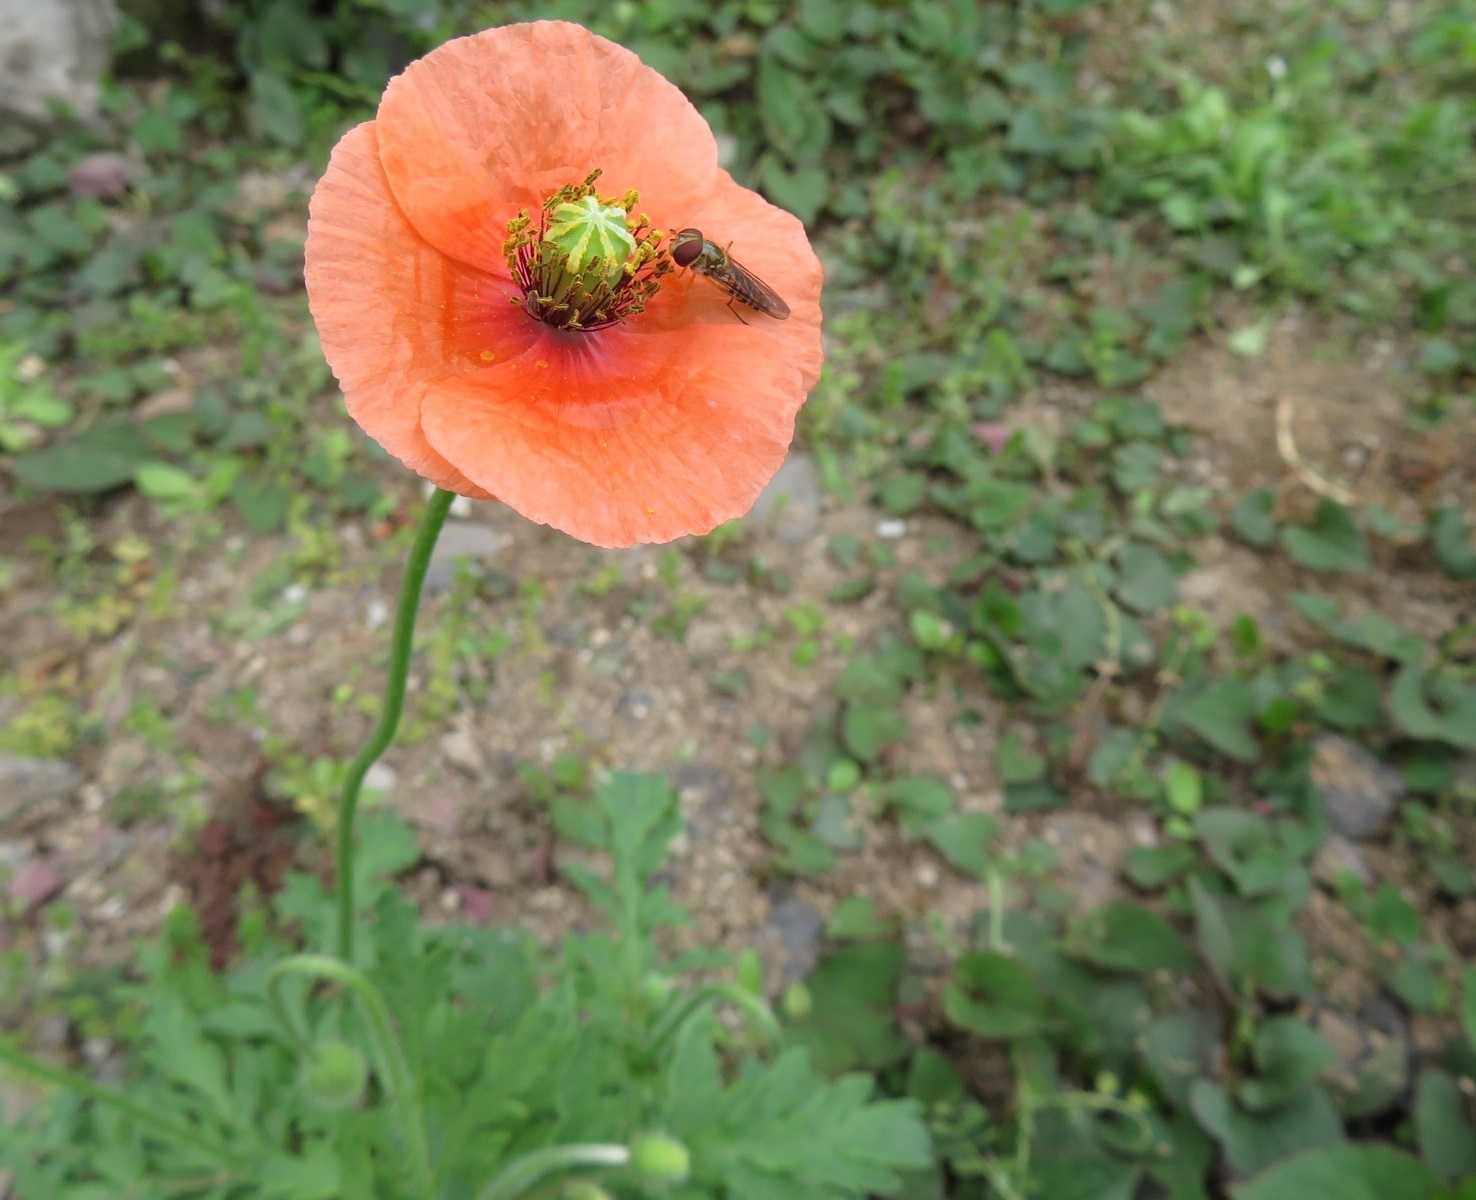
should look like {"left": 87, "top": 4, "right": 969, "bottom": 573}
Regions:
{"left": 1, "top": 0, "right": 1474, "bottom": 1197}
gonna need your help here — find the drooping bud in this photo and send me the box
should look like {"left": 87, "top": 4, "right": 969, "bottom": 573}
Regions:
{"left": 628, "top": 1133, "right": 691, "bottom": 1184}
{"left": 300, "top": 1039, "right": 368, "bottom": 1109}
{"left": 782, "top": 981, "right": 812, "bottom": 1020}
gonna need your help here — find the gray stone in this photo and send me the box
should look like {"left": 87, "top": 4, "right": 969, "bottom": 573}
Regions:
{"left": 751, "top": 452, "right": 821, "bottom": 543}
{"left": 1311, "top": 735, "right": 1403, "bottom": 841}
{"left": 0, "top": 754, "right": 81, "bottom": 823}
{"left": 364, "top": 763, "right": 397, "bottom": 794}
{"left": 766, "top": 894, "right": 824, "bottom": 986}
{"left": 7, "top": 857, "right": 63, "bottom": 907}
{"left": 425, "top": 522, "right": 510, "bottom": 591}
{"left": 1312, "top": 833, "right": 1372, "bottom": 889}
{"left": 0, "top": 0, "right": 117, "bottom": 152}
{"left": 440, "top": 725, "right": 485, "bottom": 776}
{"left": 615, "top": 688, "right": 656, "bottom": 722}
{"left": 673, "top": 764, "right": 735, "bottom": 841}
{"left": 1313, "top": 999, "right": 1410, "bottom": 1119}
{"left": 68, "top": 151, "right": 132, "bottom": 199}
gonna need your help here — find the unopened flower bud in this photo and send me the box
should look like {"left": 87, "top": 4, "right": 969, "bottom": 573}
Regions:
{"left": 300, "top": 1039, "right": 368, "bottom": 1109}
{"left": 782, "top": 981, "right": 812, "bottom": 1020}
{"left": 629, "top": 1133, "right": 690, "bottom": 1184}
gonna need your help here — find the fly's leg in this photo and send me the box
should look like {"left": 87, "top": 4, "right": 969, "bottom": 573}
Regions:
{"left": 726, "top": 297, "right": 751, "bottom": 326}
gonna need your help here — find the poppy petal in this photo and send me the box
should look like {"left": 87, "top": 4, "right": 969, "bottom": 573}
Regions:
{"left": 305, "top": 120, "right": 538, "bottom": 499}
{"left": 636, "top": 169, "right": 825, "bottom": 393}
{"left": 375, "top": 21, "right": 719, "bottom": 276}
{"left": 419, "top": 317, "right": 810, "bottom": 547}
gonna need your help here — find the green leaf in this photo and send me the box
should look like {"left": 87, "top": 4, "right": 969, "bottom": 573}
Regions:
{"left": 882, "top": 775, "right": 954, "bottom": 833}
{"left": 998, "top": 732, "right": 1046, "bottom": 784}
{"left": 1232, "top": 1145, "right": 1439, "bottom": 1200}
{"left": 1124, "top": 842, "right": 1197, "bottom": 890}
{"left": 1232, "top": 488, "right": 1278, "bottom": 547}
{"left": 1140, "top": 1010, "right": 1218, "bottom": 1110}
{"left": 1280, "top": 501, "right": 1369, "bottom": 573}
{"left": 1003, "top": 780, "right": 1064, "bottom": 813}
{"left": 1064, "top": 901, "right": 1196, "bottom": 973}
{"left": 8, "top": 420, "right": 153, "bottom": 493}
{"left": 671, "top": 1048, "right": 932, "bottom": 1200}
{"left": 1389, "top": 664, "right": 1476, "bottom": 750}
{"left": 1463, "top": 966, "right": 1476, "bottom": 1051}
{"left": 1431, "top": 508, "right": 1476, "bottom": 580}
{"left": 826, "top": 896, "right": 893, "bottom": 941}
{"left": 760, "top": 158, "right": 829, "bottom": 225}
{"left": 878, "top": 471, "right": 927, "bottom": 515}
{"left": 943, "top": 952, "right": 1048, "bottom": 1039}
{"left": 1176, "top": 679, "right": 1260, "bottom": 762}
{"left": 842, "top": 701, "right": 906, "bottom": 762}
{"left": 134, "top": 462, "right": 198, "bottom": 501}
{"left": 1165, "top": 760, "right": 1203, "bottom": 815}
{"left": 249, "top": 71, "right": 305, "bottom": 146}
{"left": 1291, "top": 593, "right": 1424, "bottom": 661}
{"left": 219, "top": 409, "right": 272, "bottom": 450}
{"left": 1191, "top": 1080, "right": 1343, "bottom": 1179}
{"left": 756, "top": 56, "right": 831, "bottom": 161}
{"left": 1115, "top": 541, "right": 1179, "bottom": 613}
{"left": 1190, "top": 877, "right": 1311, "bottom": 995}
{"left": 785, "top": 942, "right": 909, "bottom": 1074}
{"left": 1239, "top": 1018, "right": 1336, "bottom": 1111}
{"left": 796, "top": 0, "right": 847, "bottom": 42}
{"left": 1196, "top": 808, "right": 1303, "bottom": 897}
{"left": 905, "top": 1047, "right": 965, "bottom": 1105}
{"left": 231, "top": 474, "right": 292, "bottom": 534}
{"left": 1031, "top": 1155, "right": 1142, "bottom": 1200}
{"left": 1415, "top": 1069, "right": 1476, "bottom": 1181}
{"left": 260, "top": 1149, "right": 341, "bottom": 1199}
{"left": 1111, "top": 442, "right": 1162, "bottom": 493}
{"left": 922, "top": 812, "right": 995, "bottom": 878}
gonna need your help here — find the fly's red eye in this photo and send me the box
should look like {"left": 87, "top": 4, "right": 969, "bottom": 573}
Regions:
{"left": 671, "top": 229, "right": 704, "bottom": 267}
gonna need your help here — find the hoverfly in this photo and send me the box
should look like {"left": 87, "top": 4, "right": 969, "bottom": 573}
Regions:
{"left": 669, "top": 228, "right": 791, "bottom": 323}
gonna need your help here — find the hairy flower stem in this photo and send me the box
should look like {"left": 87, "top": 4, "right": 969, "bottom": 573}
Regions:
{"left": 479, "top": 1143, "right": 631, "bottom": 1200}
{"left": 337, "top": 486, "right": 454, "bottom": 961}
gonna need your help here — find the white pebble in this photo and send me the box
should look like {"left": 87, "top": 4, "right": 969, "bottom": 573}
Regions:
{"left": 365, "top": 763, "right": 397, "bottom": 793}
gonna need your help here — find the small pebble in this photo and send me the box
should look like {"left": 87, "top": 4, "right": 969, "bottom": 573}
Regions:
{"left": 364, "top": 763, "right": 397, "bottom": 793}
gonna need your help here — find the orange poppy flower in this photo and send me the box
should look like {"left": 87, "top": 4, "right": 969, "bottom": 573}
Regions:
{"left": 304, "top": 21, "right": 824, "bottom": 548}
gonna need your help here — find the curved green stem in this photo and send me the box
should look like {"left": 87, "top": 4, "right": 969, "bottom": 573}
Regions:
{"left": 0, "top": 1039, "right": 242, "bottom": 1166}
{"left": 649, "top": 983, "right": 781, "bottom": 1055}
{"left": 478, "top": 1143, "right": 630, "bottom": 1200}
{"left": 268, "top": 954, "right": 436, "bottom": 1198}
{"left": 337, "top": 486, "right": 454, "bottom": 961}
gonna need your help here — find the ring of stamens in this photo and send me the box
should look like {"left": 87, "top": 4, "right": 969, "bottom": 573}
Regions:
{"left": 503, "top": 170, "right": 672, "bottom": 333}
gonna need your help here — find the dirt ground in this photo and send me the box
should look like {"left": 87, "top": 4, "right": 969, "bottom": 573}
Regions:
{"left": 2, "top": 296, "right": 1473, "bottom": 1055}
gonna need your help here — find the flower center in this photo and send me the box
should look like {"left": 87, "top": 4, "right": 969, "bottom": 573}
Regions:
{"left": 503, "top": 170, "right": 671, "bottom": 332}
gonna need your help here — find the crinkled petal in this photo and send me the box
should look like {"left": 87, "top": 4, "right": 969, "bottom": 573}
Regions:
{"left": 635, "top": 168, "right": 824, "bottom": 393}
{"left": 375, "top": 21, "right": 718, "bottom": 275}
{"left": 304, "top": 120, "right": 542, "bottom": 498}
{"left": 419, "top": 313, "right": 811, "bottom": 547}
